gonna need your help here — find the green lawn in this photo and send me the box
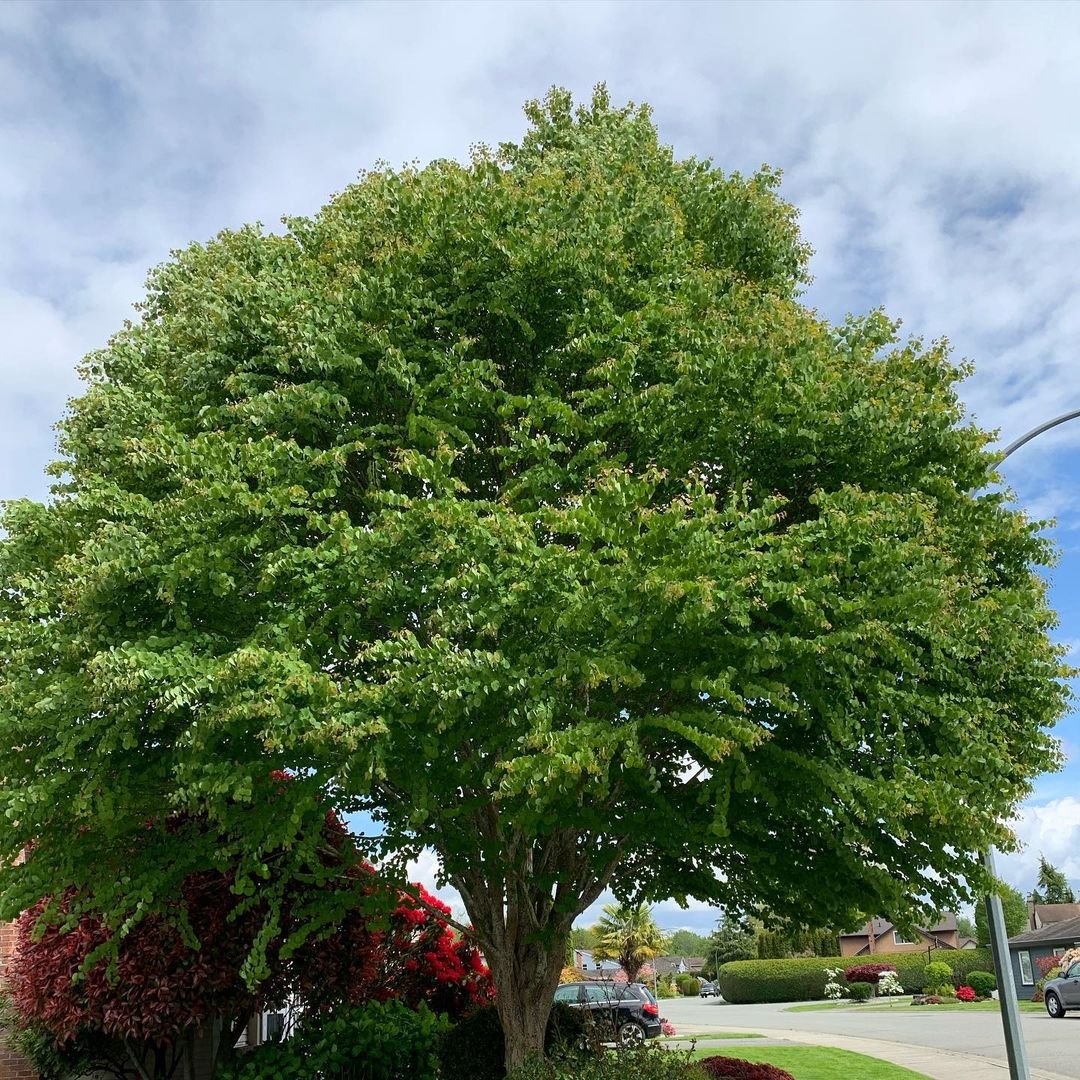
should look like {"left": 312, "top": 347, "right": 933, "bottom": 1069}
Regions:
{"left": 786, "top": 996, "right": 1043, "bottom": 1014}
{"left": 691, "top": 1046, "right": 931, "bottom": 1080}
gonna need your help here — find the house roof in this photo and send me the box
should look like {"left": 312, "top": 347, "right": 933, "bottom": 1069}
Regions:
{"left": 841, "top": 914, "right": 958, "bottom": 939}
{"left": 651, "top": 955, "right": 707, "bottom": 976}
{"left": 1009, "top": 915, "right": 1080, "bottom": 948}
{"left": 1032, "top": 903, "right": 1080, "bottom": 926}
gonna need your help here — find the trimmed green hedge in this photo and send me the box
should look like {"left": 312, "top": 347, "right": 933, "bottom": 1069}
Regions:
{"left": 717, "top": 948, "right": 993, "bottom": 1003}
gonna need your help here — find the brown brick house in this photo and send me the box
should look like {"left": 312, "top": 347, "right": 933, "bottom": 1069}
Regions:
{"left": 1, "top": 917, "right": 37, "bottom": 1080}
{"left": 839, "top": 914, "right": 960, "bottom": 956}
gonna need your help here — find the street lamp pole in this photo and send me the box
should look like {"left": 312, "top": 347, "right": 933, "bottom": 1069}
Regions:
{"left": 983, "top": 406, "right": 1080, "bottom": 1080}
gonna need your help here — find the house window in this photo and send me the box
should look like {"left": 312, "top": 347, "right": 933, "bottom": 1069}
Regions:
{"left": 893, "top": 932, "right": 913, "bottom": 945}
{"left": 1018, "top": 951, "right": 1034, "bottom": 986}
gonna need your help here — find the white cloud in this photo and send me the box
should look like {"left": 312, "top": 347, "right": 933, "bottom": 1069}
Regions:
{"left": 997, "top": 796, "right": 1080, "bottom": 895}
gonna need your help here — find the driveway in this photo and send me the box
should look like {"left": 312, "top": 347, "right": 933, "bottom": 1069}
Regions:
{"left": 660, "top": 996, "right": 1079, "bottom": 1078}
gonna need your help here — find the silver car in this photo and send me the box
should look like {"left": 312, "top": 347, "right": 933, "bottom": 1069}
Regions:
{"left": 1043, "top": 958, "right": 1080, "bottom": 1018}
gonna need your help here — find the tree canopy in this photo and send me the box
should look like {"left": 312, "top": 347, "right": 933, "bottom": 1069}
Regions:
{"left": 0, "top": 85, "right": 1070, "bottom": 1066}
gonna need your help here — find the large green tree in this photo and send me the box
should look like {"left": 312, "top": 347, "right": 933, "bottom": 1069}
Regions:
{"left": 0, "top": 87, "right": 1069, "bottom": 1068}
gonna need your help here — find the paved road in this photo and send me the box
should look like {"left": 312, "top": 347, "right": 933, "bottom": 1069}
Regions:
{"left": 659, "top": 996, "right": 1080, "bottom": 1078}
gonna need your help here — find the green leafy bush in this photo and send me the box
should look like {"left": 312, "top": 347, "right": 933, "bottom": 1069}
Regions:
{"left": 509, "top": 1041, "right": 703, "bottom": 1080}
{"left": 966, "top": 970, "right": 996, "bottom": 998}
{"left": 440, "top": 1002, "right": 590, "bottom": 1080}
{"left": 717, "top": 949, "right": 993, "bottom": 1003}
{"left": 654, "top": 977, "right": 677, "bottom": 999}
{"left": 676, "top": 974, "right": 702, "bottom": 996}
{"left": 847, "top": 982, "right": 874, "bottom": 1001}
{"left": 924, "top": 961, "right": 954, "bottom": 995}
{"left": 222, "top": 999, "right": 448, "bottom": 1080}
{"left": 1032, "top": 966, "right": 1062, "bottom": 1004}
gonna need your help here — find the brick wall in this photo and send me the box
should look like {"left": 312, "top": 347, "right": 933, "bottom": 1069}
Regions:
{"left": 0, "top": 918, "right": 38, "bottom": 1080}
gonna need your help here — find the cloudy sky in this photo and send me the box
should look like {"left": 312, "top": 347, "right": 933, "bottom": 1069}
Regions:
{"left": 3, "top": 0, "right": 1080, "bottom": 934}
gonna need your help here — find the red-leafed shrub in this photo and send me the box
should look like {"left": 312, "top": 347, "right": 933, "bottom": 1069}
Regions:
{"left": 6, "top": 802, "right": 491, "bottom": 1079}
{"left": 955, "top": 985, "right": 976, "bottom": 1002}
{"left": 700, "top": 1056, "right": 796, "bottom": 1080}
{"left": 845, "top": 963, "right": 896, "bottom": 985}
{"left": 1036, "top": 954, "right": 1064, "bottom": 978}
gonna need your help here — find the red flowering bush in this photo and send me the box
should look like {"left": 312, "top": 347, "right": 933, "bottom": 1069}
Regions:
{"left": 955, "top": 986, "right": 976, "bottom": 1002}
{"left": 294, "top": 873, "right": 492, "bottom": 1020}
{"left": 845, "top": 963, "right": 896, "bottom": 985}
{"left": 700, "top": 1056, "right": 796, "bottom": 1080}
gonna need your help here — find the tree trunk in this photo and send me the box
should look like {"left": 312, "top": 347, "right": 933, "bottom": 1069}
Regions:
{"left": 488, "top": 934, "right": 567, "bottom": 1073}
{"left": 450, "top": 822, "right": 623, "bottom": 1074}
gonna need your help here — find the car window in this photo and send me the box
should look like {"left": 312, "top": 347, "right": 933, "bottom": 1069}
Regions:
{"left": 1068, "top": 962, "right": 1080, "bottom": 979}
{"left": 554, "top": 985, "right": 580, "bottom": 1003}
{"left": 583, "top": 984, "right": 615, "bottom": 1003}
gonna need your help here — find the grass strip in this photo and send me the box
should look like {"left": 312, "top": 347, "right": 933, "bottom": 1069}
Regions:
{"left": 691, "top": 1045, "right": 932, "bottom": 1080}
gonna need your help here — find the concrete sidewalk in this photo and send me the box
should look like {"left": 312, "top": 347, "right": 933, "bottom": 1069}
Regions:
{"left": 682, "top": 1025, "right": 1075, "bottom": 1080}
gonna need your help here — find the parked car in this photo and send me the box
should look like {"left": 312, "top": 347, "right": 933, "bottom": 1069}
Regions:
{"left": 1043, "top": 959, "right": 1080, "bottom": 1018}
{"left": 699, "top": 980, "right": 719, "bottom": 998}
{"left": 553, "top": 981, "right": 665, "bottom": 1044}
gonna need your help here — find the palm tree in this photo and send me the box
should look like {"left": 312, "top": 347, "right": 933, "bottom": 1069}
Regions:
{"left": 591, "top": 902, "right": 668, "bottom": 983}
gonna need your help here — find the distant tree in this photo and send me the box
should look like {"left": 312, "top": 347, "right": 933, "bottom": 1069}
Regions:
{"left": 569, "top": 926, "right": 599, "bottom": 951}
{"left": 975, "top": 881, "right": 1030, "bottom": 945}
{"left": 956, "top": 914, "right": 977, "bottom": 940}
{"left": 668, "top": 929, "right": 710, "bottom": 957}
{"left": 591, "top": 902, "right": 668, "bottom": 983}
{"left": 703, "top": 916, "right": 758, "bottom": 977}
{"left": 754, "top": 921, "right": 838, "bottom": 959}
{"left": 1029, "top": 856, "right": 1076, "bottom": 905}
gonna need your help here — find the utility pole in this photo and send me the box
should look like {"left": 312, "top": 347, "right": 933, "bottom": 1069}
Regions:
{"left": 982, "top": 406, "right": 1080, "bottom": 1080}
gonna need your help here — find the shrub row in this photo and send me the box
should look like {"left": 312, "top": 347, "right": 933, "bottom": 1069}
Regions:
{"left": 717, "top": 948, "right": 994, "bottom": 1003}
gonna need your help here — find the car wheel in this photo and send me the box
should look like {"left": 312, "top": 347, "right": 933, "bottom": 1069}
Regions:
{"left": 618, "top": 1021, "right": 646, "bottom": 1046}
{"left": 1045, "top": 991, "right": 1065, "bottom": 1019}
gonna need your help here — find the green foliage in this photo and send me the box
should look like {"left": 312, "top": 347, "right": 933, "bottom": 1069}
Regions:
{"left": 654, "top": 976, "right": 677, "bottom": 999}
{"left": 717, "top": 950, "right": 994, "bottom": 1003}
{"left": 0, "top": 83, "right": 1070, "bottom": 1065}
{"left": 975, "top": 882, "right": 1030, "bottom": 945}
{"left": 923, "top": 961, "right": 953, "bottom": 995}
{"left": 510, "top": 1042, "right": 704, "bottom": 1080}
{"left": 0, "top": 992, "right": 121, "bottom": 1080}
{"left": 704, "top": 917, "right": 758, "bottom": 977}
{"left": 592, "top": 903, "right": 668, "bottom": 982}
{"left": 570, "top": 927, "right": 599, "bottom": 951}
{"left": 756, "top": 928, "right": 839, "bottom": 960}
{"left": 220, "top": 1000, "right": 448, "bottom": 1080}
{"left": 669, "top": 930, "right": 710, "bottom": 957}
{"left": 676, "top": 974, "right": 702, "bottom": 995}
{"left": 1030, "top": 856, "right": 1076, "bottom": 904}
{"left": 966, "top": 970, "right": 996, "bottom": 997}
{"left": 955, "top": 915, "right": 977, "bottom": 940}
{"left": 847, "top": 982, "right": 873, "bottom": 1001}
{"left": 439, "top": 1003, "right": 588, "bottom": 1080}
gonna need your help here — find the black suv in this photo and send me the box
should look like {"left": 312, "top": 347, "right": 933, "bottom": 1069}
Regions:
{"left": 553, "top": 981, "right": 664, "bottom": 1045}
